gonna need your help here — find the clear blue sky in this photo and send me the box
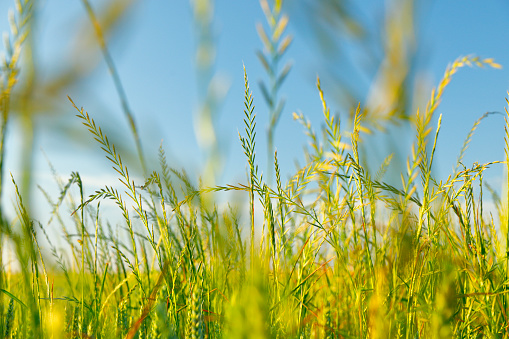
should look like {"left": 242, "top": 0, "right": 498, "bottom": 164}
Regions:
{"left": 1, "top": 0, "right": 509, "bottom": 221}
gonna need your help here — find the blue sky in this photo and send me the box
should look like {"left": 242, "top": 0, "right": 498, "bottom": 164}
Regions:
{"left": 1, "top": 0, "right": 509, "bottom": 221}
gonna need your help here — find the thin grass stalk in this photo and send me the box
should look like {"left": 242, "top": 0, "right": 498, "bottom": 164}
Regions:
{"left": 0, "top": 235, "right": 2, "bottom": 335}
{"left": 404, "top": 130, "right": 425, "bottom": 336}
{"left": 257, "top": 0, "right": 292, "bottom": 183}
{"left": 351, "top": 104, "right": 375, "bottom": 290}
{"left": 504, "top": 97, "right": 509, "bottom": 318}
{"left": 68, "top": 171, "right": 87, "bottom": 335}
{"left": 11, "top": 174, "right": 42, "bottom": 337}
{"left": 274, "top": 150, "right": 289, "bottom": 259}
{"left": 80, "top": 0, "right": 147, "bottom": 176}
{"left": 93, "top": 202, "right": 101, "bottom": 335}
{"left": 263, "top": 184, "right": 277, "bottom": 271}
{"left": 240, "top": 66, "right": 259, "bottom": 268}
{"left": 0, "top": 4, "right": 32, "bottom": 321}
{"left": 191, "top": 0, "right": 225, "bottom": 190}
{"left": 0, "top": 0, "right": 32, "bottom": 212}
{"left": 420, "top": 114, "right": 441, "bottom": 243}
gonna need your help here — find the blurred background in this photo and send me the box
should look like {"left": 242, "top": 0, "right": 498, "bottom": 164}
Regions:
{"left": 0, "top": 0, "right": 508, "bottom": 224}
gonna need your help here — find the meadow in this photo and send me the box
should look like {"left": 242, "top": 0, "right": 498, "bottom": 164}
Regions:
{"left": 1, "top": 0, "right": 509, "bottom": 338}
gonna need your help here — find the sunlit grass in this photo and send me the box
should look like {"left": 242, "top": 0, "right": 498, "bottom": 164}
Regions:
{"left": 1, "top": 0, "right": 509, "bottom": 338}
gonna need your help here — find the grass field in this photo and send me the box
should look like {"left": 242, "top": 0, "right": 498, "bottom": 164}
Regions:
{"left": 1, "top": 1, "right": 509, "bottom": 338}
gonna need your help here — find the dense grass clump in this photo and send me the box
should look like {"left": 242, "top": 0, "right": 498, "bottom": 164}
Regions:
{"left": 1, "top": 1, "right": 509, "bottom": 338}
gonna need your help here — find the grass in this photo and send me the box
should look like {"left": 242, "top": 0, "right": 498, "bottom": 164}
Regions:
{"left": 1, "top": 1, "right": 509, "bottom": 338}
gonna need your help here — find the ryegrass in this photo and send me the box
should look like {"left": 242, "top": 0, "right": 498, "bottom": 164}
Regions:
{"left": 1, "top": 1, "right": 509, "bottom": 338}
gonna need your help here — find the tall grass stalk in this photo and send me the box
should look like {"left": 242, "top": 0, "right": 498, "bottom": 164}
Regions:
{"left": 257, "top": 0, "right": 292, "bottom": 183}
{"left": 80, "top": 0, "right": 147, "bottom": 176}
